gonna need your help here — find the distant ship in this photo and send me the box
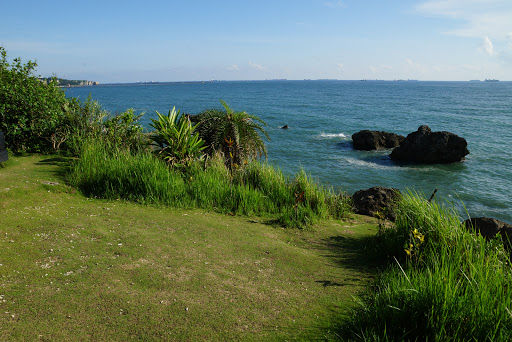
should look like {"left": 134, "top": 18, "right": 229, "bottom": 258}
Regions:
{"left": 484, "top": 79, "right": 499, "bottom": 82}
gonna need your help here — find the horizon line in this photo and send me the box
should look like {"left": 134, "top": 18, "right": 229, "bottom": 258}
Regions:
{"left": 61, "top": 79, "right": 508, "bottom": 87}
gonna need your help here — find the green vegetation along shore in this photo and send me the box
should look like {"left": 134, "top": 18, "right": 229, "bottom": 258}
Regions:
{"left": 3, "top": 47, "right": 512, "bottom": 341}
{"left": 0, "top": 155, "right": 378, "bottom": 341}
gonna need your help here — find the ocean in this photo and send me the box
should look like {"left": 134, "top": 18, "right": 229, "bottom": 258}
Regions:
{"left": 65, "top": 80, "right": 512, "bottom": 224}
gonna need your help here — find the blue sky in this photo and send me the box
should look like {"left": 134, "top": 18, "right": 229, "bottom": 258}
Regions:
{"left": 1, "top": 0, "right": 511, "bottom": 82}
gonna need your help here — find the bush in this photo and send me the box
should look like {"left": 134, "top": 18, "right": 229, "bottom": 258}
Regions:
{"left": 60, "top": 95, "right": 107, "bottom": 156}
{"left": 0, "top": 47, "right": 69, "bottom": 153}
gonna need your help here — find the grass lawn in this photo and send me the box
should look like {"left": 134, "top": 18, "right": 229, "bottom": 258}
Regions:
{"left": 0, "top": 155, "right": 379, "bottom": 341}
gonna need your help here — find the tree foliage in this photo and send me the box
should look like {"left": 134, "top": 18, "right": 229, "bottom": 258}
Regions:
{"left": 194, "top": 100, "right": 270, "bottom": 168}
{"left": 0, "top": 47, "right": 69, "bottom": 153}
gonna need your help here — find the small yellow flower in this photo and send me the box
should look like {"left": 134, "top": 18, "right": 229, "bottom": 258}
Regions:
{"left": 404, "top": 244, "right": 414, "bottom": 256}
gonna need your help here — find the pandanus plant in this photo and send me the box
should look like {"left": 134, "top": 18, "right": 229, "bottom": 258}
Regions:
{"left": 194, "top": 100, "right": 270, "bottom": 168}
{"left": 149, "top": 107, "right": 206, "bottom": 168}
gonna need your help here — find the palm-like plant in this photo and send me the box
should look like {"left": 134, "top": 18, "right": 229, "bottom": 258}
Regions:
{"left": 194, "top": 100, "right": 270, "bottom": 168}
{"left": 149, "top": 107, "right": 206, "bottom": 168}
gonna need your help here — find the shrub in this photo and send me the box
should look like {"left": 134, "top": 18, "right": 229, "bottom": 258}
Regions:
{"left": 60, "top": 95, "right": 107, "bottom": 156}
{"left": 0, "top": 47, "right": 69, "bottom": 153}
{"left": 103, "top": 108, "right": 147, "bottom": 152}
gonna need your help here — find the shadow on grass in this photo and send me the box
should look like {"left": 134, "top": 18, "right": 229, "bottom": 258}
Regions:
{"left": 36, "top": 156, "right": 73, "bottom": 180}
{"left": 309, "top": 232, "right": 390, "bottom": 340}
{"left": 321, "top": 234, "right": 385, "bottom": 274}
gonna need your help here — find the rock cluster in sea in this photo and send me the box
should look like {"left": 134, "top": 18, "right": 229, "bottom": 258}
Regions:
{"left": 351, "top": 125, "right": 469, "bottom": 164}
{"left": 390, "top": 125, "right": 469, "bottom": 163}
{"left": 352, "top": 130, "right": 404, "bottom": 150}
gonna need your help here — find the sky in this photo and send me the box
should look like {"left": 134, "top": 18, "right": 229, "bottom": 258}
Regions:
{"left": 1, "top": 0, "right": 512, "bottom": 82}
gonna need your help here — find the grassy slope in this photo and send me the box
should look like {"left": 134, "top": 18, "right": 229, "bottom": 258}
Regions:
{"left": 0, "top": 155, "right": 378, "bottom": 341}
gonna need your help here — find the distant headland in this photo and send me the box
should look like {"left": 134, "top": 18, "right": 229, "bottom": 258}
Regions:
{"left": 39, "top": 77, "right": 100, "bottom": 87}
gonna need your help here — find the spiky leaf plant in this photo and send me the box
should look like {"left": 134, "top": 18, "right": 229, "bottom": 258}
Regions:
{"left": 149, "top": 107, "right": 206, "bottom": 168}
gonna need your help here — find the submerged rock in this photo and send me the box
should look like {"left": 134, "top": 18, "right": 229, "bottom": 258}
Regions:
{"left": 352, "top": 186, "right": 401, "bottom": 221}
{"left": 352, "top": 130, "right": 404, "bottom": 150}
{"left": 390, "top": 125, "right": 469, "bottom": 163}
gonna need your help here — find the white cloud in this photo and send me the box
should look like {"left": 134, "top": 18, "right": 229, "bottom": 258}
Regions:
{"left": 416, "top": 0, "right": 512, "bottom": 39}
{"left": 482, "top": 36, "right": 495, "bottom": 55}
{"left": 336, "top": 63, "right": 344, "bottom": 71}
{"left": 248, "top": 61, "right": 264, "bottom": 71}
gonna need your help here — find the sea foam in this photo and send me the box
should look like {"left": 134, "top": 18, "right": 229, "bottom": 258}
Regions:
{"left": 318, "top": 132, "right": 348, "bottom": 139}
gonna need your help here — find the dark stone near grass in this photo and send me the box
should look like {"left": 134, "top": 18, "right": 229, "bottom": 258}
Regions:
{"left": 352, "top": 130, "right": 404, "bottom": 150}
{"left": 390, "top": 125, "right": 469, "bottom": 163}
{"left": 0, "top": 131, "right": 8, "bottom": 163}
{"left": 352, "top": 186, "right": 401, "bottom": 221}
{"left": 464, "top": 217, "right": 512, "bottom": 251}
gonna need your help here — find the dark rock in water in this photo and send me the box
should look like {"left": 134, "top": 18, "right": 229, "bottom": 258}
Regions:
{"left": 464, "top": 217, "right": 512, "bottom": 251}
{"left": 280, "top": 125, "right": 289, "bottom": 129}
{"left": 390, "top": 125, "right": 469, "bottom": 163}
{"left": 352, "top": 130, "right": 404, "bottom": 150}
{"left": 352, "top": 186, "right": 401, "bottom": 221}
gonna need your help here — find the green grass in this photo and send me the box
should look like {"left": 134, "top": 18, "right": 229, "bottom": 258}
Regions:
{"left": 340, "top": 191, "right": 512, "bottom": 341}
{"left": 0, "top": 155, "right": 379, "bottom": 341}
{"left": 68, "top": 140, "right": 351, "bottom": 228}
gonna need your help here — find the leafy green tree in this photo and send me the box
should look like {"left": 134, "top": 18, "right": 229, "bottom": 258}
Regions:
{"left": 0, "top": 47, "right": 69, "bottom": 153}
{"left": 194, "top": 100, "right": 270, "bottom": 168}
{"left": 149, "top": 107, "right": 206, "bottom": 168}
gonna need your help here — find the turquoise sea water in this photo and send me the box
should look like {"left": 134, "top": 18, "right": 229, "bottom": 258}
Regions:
{"left": 65, "top": 80, "right": 512, "bottom": 223}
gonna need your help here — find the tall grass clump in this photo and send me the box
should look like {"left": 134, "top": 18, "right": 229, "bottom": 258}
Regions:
{"left": 273, "top": 169, "right": 351, "bottom": 228}
{"left": 342, "top": 191, "right": 512, "bottom": 341}
{"left": 69, "top": 139, "right": 186, "bottom": 205}
{"left": 70, "top": 142, "right": 351, "bottom": 228}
